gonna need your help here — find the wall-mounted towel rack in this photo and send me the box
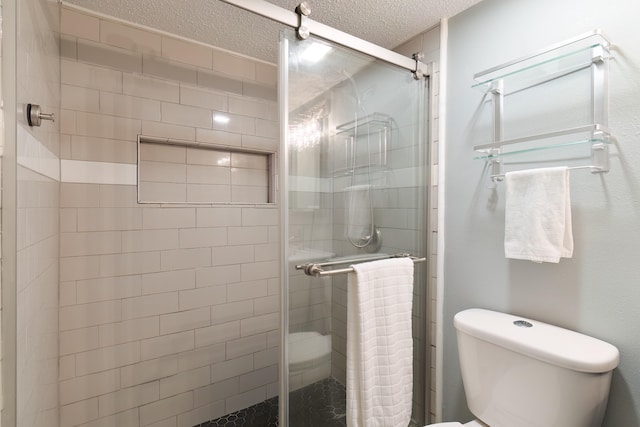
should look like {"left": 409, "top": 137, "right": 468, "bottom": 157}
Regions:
{"left": 472, "top": 30, "right": 613, "bottom": 182}
{"left": 295, "top": 252, "right": 426, "bottom": 277}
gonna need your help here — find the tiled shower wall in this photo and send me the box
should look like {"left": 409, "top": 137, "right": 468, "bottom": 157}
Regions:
{"left": 58, "top": 7, "right": 280, "bottom": 427}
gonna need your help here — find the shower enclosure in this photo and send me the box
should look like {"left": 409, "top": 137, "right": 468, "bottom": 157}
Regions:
{"left": 280, "top": 29, "right": 430, "bottom": 426}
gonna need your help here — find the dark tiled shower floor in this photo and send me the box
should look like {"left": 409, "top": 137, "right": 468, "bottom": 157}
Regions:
{"left": 196, "top": 377, "right": 420, "bottom": 427}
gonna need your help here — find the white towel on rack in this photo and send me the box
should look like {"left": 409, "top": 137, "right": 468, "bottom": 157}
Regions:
{"left": 504, "top": 166, "right": 573, "bottom": 263}
{"left": 346, "top": 257, "right": 414, "bottom": 427}
{"left": 345, "top": 184, "right": 373, "bottom": 242}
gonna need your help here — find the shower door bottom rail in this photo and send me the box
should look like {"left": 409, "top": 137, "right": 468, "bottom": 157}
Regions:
{"left": 296, "top": 252, "right": 426, "bottom": 277}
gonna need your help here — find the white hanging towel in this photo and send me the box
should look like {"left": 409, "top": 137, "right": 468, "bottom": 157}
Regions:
{"left": 345, "top": 184, "right": 373, "bottom": 242}
{"left": 504, "top": 166, "right": 573, "bottom": 263}
{"left": 346, "top": 257, "right": 414, "bottom": 427}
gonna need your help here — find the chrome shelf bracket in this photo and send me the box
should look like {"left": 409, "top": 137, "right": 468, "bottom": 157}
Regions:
{"left": 295, "top": 2, "right": 311, "bottom": 40}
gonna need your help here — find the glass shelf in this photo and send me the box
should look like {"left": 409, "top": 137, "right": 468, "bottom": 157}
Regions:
{"left": 473, "top": 137, "right": 610, "bottom": 160}
{"left": 335, "top": 112, "right": 392, "bottom": 135}
{"left": 472, "top": 30, "right": 610, "bottom": 92}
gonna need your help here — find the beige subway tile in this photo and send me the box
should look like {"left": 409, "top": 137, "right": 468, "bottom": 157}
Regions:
{"left": 145, "top": 417, "right": 177, "bottom": 427}
{"left": 178, "top": 285, "right": 226, "bottom": 311}
{"left": 241, "top": 208, "right": 278, "bottom": 226}
{"left": 123, "top": 73, "right": 180, "bottom": 103}
{"left": 194, "top": 321, "right": 240, "bottom": 348}
{"left": 78, "top": 38, "right": 142, "bottom": 74}
{"left": 60, "top": 281, "right": 77, "bottom": 307}
{"left": 196, "top": 207, "right": 241, "bottom": 227}
{"left": 140, "top": 392, "right": 193, "bottom": 426}
{"left": 61, "top": 183, "right": 101, "bottom": 208}
{"left": 255, "top": 62, "right": 277, "bottom": 85}
{"left": 228, "top": 280, "right": 268, "bottom": 303}
{"left": 100, "top": 91, "right": 161, "bottom": 121}
{"left": 142, "top": 207, "right": 195, "bottom": 229}
{"left": 59, "top": 326, "right": 100, "bottom": 356}
{"left": 70, "top": 136, "right": 137, "bottom": 164}
{"left": 60, "top": 108, "right": 77, "bottom": 134}
{"left": 61, "top": 34, "right": 77, "bottom": 60}
{"left": 231, "top": 187, "right": 268, "bottom": 204}
{"left": 161, "top": 102, "right": 212, "bottom": 129}
{"left": 60, "top": 254, "right": 100, "bottom": 282}
{"left": 228, "top": 97, "right": 276, "bottom": 121}
{"left": 253, "top": 347, "right": 279, "bottom": 370}
{"left": 212, "top": 51, "right": 255, "bottom": 80}
{"left": 193, "top": 377, "right": 238, "bottom": 408}
{"left": 210, "top": 300, "right": 253, "bottom": 326}
{"left": 76, "top": 341, "right": 141, "bottom": 376}
{"left": 60, "top": 397, "right": 99, "bottom": 427}
{"left": 176, "top": 402, "right": 225, "bottom": 427}
{"left": 140, "top": 331, "right": 194, "bottom": 360}
{"left": 57, "top": 207, "right": 80, "bottom": 233}
{"left": 240, "top": 134, "right": 278, "bottom": 152}
{"left": 160, "top": 307, "right": 210, "bottom": 335}
{"left": 230, "top": 168, "right": 268, "bottom": 188}
{"left": 141, "top": 120, "right": 196, "bottom": 141}
{"left": 61, "top": 133, "right": 73, "bottom": 160}
{"left": 76, "top": 275, "right": 142, "bottom": 304}
{"left": 186, "top": 165, "right": 230, "bottom": 185}
{"left": 75, "top": 111, "right": 141, "bottom": 141}
{"left": 240, "top": 312, "right": 279, "bottom": 337}
{"left": 180, "top": 84, "right": 227, "bottom": 111}
{"left": 61, "top": 8, "right": 99, "bottom": 41}
{"left": 179, "top": 227, "right": 226, "bottom": 249}
{"left": 254, "top": 243, "right": 278, "bottom": 262}
{"left": 196, "top": 69, "right": 242, "bottom": 95}
{"left": 99, "top": 251, "right": 161, "bottom": 277}
{"left": 243, "top": 81, "right": 277, "bottom": 102}
{"left": 99, "top": 317, "right": 160, "bottom": 347}
{"left": 211, "top": 245, "right": 254, "bottom": 266}
{"left": 238, "top": 365, "right": 278, "bottom": 393}
{"left": 122, "top": 229, "right": 179, "bottom": 253}
{"left": 60, "top": 300, "right": 122, "bottom": 331}
{"left": 99, "top": 184, "right": 139, "bottom": 207}
{"left": 253, "top": 295, "right": 279, "bottom": 316}
{"left": 61, "top": 231, "right": 122, "bottom": 257}
{"left": 139, "top": 182, "right": 186, "bottom": 203}
{"left": 98, "top": 381, "right": 159, "bottom": 418}
{"left": 159, "top": 366, "right": 210, "bottom": 399}
{"left": 80, "top": 407, "right": 139, "bottom": 427}
{"left": 162, "top": 37, "right": 212, "bottom": 69}
{"left": 196, "top": 128, "right": 241, "bottom": 147}
{"left": 120, "top": 355, "right": 178, "bottom": 388}
{"left": 195, "top": 265, "right": 240, "bottom": 288}
{"left": 226, "top": 333, "right": 267, "bottom": 359}
{"left": 210, "top": 354, "right": 253, "bottom": 383}
{"left": 100, "top": 20, "right": 161, "bottom": 54}
{"left": 139, "top": 160, "right": 186, "bottom": 183}
{"left": 267, "top": 278, "right": 279, "bottom": 296}
{"left": 144, "top": 55, "right": 197, "bottom": 85}
{"left": 62, "top": 84, "right": 100, "bottom": 113}
{"left": 122, "top": 292, "right": 179, "bottom": 320}
{"left": 255, "top": 118, "right": 278, "bottom": 138}
{"left": 61, "top": 60, "right": 123, "bottom": 93}
{"left": 176, "top": 344, "right": 225, "bottom": 372}
{"left": 140, "top": 142, "right": 186, "bottom": 163}
{"left": 186, "top": 147, "right": 231, "bottom": 167}
{"left": 186, "top": 184, "right": 231, "bottom": 203}
{"left": 142, "top": 269, "right": 196, "bottom": 295}
{"left": 227, "top": 226, "right": 268, "bottom": 246}
{"left": 60, "top": 368, "right": 121, "bottom": 405}
{"left": 211, "top": 112, "right": 255, "bottom": 135}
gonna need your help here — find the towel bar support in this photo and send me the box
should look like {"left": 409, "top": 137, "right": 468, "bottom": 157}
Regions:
{"left": 296, "top": 253, "right": 426, "bottom": 277}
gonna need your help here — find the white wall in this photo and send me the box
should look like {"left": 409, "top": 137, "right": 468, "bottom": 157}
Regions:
{"left": 443, "top": 0, "right": 640, "bottom": 425}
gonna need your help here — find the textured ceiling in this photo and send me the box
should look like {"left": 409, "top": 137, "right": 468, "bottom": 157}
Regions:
{"left": 64, "top": 0, "right": 484, "bottom": 64}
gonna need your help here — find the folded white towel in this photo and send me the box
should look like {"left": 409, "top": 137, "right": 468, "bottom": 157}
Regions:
{"left": 345, "top": 184, "right": 373, "bottom": 243}
{"left": 346, "top": 257, "right": 414, "bottom": 427}
{"left": 504, "top": 167, "right": 573, "bottom": 263}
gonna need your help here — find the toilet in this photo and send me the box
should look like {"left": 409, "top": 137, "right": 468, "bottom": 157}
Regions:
{"left": 427, "top": 308, "right": 620, "bottom": 427}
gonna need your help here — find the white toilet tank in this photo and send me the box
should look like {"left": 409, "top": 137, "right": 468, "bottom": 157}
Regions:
{"left": 454, "top": 309, "right": 619, "bottom": 427}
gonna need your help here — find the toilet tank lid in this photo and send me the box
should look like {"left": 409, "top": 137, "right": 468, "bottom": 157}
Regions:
{"left": 454, "top": 308, "right": 620, "bottom": 373}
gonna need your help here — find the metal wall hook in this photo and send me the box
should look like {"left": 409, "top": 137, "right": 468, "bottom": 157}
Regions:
{"left": 26, "top": 103, "right": 55, "bottom": 127}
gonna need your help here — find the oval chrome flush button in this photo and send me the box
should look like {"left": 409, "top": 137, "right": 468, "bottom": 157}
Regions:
{"left": 514, "top": 320, "right": 533, "bottom": 328}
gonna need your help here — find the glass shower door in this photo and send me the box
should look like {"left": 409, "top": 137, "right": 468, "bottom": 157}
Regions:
{"left": 280, "top": 29, "right": 429, "bottom": 426}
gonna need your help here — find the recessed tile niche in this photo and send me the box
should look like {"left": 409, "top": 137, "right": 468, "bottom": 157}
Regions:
{"left": 138, "top": 137, "right": 276, "bottom": 204}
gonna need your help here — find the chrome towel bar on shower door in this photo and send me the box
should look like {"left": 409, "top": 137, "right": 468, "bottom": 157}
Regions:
{"left": 295, "top": 253, "right": 426, "bottom": 277}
